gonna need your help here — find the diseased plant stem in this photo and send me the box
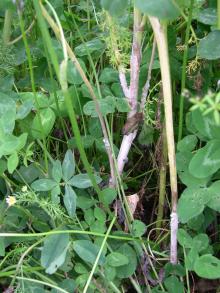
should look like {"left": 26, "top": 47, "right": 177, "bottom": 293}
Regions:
{"left": 117, "top": 8, "right": 143, "bottom": 176}
{"left": 119, "top": 66, "right": 129, "bottom": 98}
{"left": 178, "top": 0, "right": 194, "bottom": 141}
{"left": 149, "top": 17, "right": 178, "bottom": 264}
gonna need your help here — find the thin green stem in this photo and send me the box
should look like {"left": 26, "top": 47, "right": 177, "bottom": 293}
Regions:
{"left": 0, "top": 229, "right": 147, "bottom": 243}
{"left": 218, "top": 0, "right": 220, "bottom": 30}
{"left": 13, "top": 276, "right": 69, "bottom": 293}
{"left": 19, "top": 11, "right": 49, "bottom": 172}
{"left": 10, "top": 238, "right": 43, "bottom": 287}
{"left": 178, "top": 0, "right": 194, "bottom": 141}
{"left": 156, "top": 127, "right": 167, "bottom": 233}
{"left": 2, "top": 9, "right": 13, "bottom": 44}
{"left": 83, "top": 216, "right": 116, "bottom": 293}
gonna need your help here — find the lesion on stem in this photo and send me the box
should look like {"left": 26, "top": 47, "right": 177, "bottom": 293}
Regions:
{"left": 104, "top": 10, "right": 156, "bottom": 179}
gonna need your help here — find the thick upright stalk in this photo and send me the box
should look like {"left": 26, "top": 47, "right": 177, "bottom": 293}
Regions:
{"left": 117, "top": 8, "right": 143, "bottom": 175}
{"left": 178, "top": 0, "right": 194, "bottom": 141}
{"left": 2, "top": 9, "right": 13, "bottom": 44}
{"left": 149, "top": 17, "right": 178, "bottom": 264}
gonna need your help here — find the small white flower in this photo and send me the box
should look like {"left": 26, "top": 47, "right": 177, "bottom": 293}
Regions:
{"left": 21, "top": 185, "right": 28, "bottom": 192}
{"left": 6, "top": 196, "right": 16, "bottom": 207}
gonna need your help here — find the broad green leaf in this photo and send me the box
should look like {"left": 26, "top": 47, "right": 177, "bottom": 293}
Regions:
{"left": 31, "top": 108, "right": 56, "bottom": 139}
{"left": 197, "top": 8, "right": 217, "bottom": 25}
{"left": 192, "top": 109, "right": 220, "bottom": 140}
{"left": 67, "top": 59, "right": 86, "bottom": 85}
{"left": 194, "top": 254, "right": 220, "bottom": 279}
{"left": 51, "top": 185, "right": 61, "bottom": 204}
{"left": 0, "top": 93, "right": 16, "bottom": 116}
{"left": 52, "top": 160, "right": 62, "bottom": 183}
{"left": 116, "top": 244, "right": 137, "bottom": 278}
{"left": 64, "top": 185, "right": 77, "bottom": 218}
{"left": 88, "top": 118, "right": 102, "bottom": 138}
{"left": 164, "top": 276, "right": 184, "bottom": 293}
{"left": 135, "top": 0, "right": 179, "bottom": 20}
{"left": 0, "top": 75, "right": 14, "bottom": 91}
{"left": 75, "top": 274, "right": 89, "bottom": 288}
{"left": 75, "top": 263, "right": 88, "bottom": 274}
{"left": 188, "top": 213, "right": 204, "bottom": 231}
{"left": 0, "top": 109, "right": 16, "bottom": 134}
{"left": 13, "top": 163, "right": 41, "bottom": 183}
{"left": 90, "top": 220, "right": 106, "bottom": 234}
{"left": 31, "top": 179, "right": 58, "bottom": 191}
{"left": 16, "top": 99, "right": 33, "bottom": 120}
{"left": 177, "top": 135, "right": 198, "bottom": 152}
{"left": 75, "top": 38, "right": 105, "bottom": 57}
{"left": 77, "top": 194, "right": 96, "bottom": 210}
{"left": 73, "top": 240, "right": 105, "bottom": 265}
{"left": 106, "top": 252, "right": 129, "bottom": 267}
{"left": 68, "top": 173, "right": 102, "bottom": 189}
{"left": 192, "top": 234, "right": 209, "bottom": 252}
{"left": 111, "top": 83, "right": 124, "bottom": 98}
{"left": 198, "top": 30, "right": 220, "bottom": 60}
{"left": 94, "top": 207, "right": 106, "bottom": 222}
{"left": 176, "top": 152, "right": 210, "bottom": 187}
{"left": 101, "top": 0, "right": 128, "bottom": 16}
{"left": 68, "top": 135, "right": 94, "bottom": 149}
{"left": 84, "top": 208, "right": 95, "bottom": 225}
{"left": 131, "top": 220, "right": 146, "bottom": 237}
{"left": 34, "top": 93, "right": 51, "bottom": 109}
{"left": 104, "top": 265, "right": 116, "bottom": 281}
{"left": 83, "top": 96, "right": 115, "bottom": 117}
{"left": 189, "top": 140, "right": 220, "bottom": 178}
{"left": 0, "top": 133, "right": 27, "bottom": 157}
{"left": 0, "top": 0, "right": 15, "bottom": 10}
{"left": 177, "top": 229, "right": 193, "bottom": 248}
{"left": 185, "top": 246, "right": 199, "bottom": 271}
{"left": 206, "top": 180, "right": 220, "bottom": 212}
{"left": 62, "top": 150, "right": 75, "bottom": 182}
{"left": 177, "top": 187, "right": 211, "bottom": 223}
{"left": 101, "top": 188, "right": 117, "bottom": 205}
{"left": 19, "top": 282, "right": 44, "bottom": 293}
{"left": 164, "top": 263, "right": 186, "bottom": 277}
{"left": 51, "top": 279, "right": 76, "bottom": 293}
{"left": 0, "top": 93, "right": 16, "bottom": 134}
{"left": 0, "top": 159, "right": 7, "bottom": 176}
{"left": 7, "top": 152, "right": 19, "bottom": 174}
{"left": 41, "top": 233, "right": 69, "bottom": 274}
{"left": 99, "top": 67, "right": 119, "bottom": 83}
{"left": 138, "top": 124, "right": 154, "bottom": 146}
{"left": 115, "top": 98, "right": 130, "bottom": 112}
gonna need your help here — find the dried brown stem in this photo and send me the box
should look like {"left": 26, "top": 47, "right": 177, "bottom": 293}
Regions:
{"left": 149, "top": 17, "right": 178, "bottom": 264}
